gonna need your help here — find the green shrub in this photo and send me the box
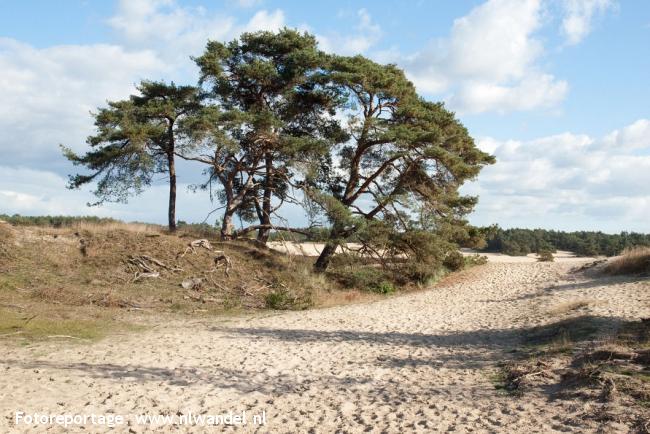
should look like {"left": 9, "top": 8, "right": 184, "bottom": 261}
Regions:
{"left": 374, "top": 281, "right": 395, "bottom": 295}
{"left": 464, "top": 254, "right": 488, "bottom": 266}
{"left": 264, "top": 289, "right": 291, "bottom": 309}
{"left": 393, "top": 263, "right": 437, "bottom": 285}
{"left": 537, "top": 250, "right": 554, "bottom": 262}
{"left": 264, "top": 287, "right": 312, "bottom": 310}
{"left": 443, "top": 251, "right": 465, "bottom": 271}
{"left": 338, "top": 267, "right": 395, "bottom": 294}
{"left": 0, "top": 214, "right": 119, "bottom": 228}
{"left": 340, "top": 267, "right": 382, "bottom": 289}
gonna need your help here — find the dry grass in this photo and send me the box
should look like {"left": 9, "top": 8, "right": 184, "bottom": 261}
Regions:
{"left": 604, "top": 246, "right": 650, "bottom": 275}
{"left": 499, "top": 317, "right": 650, "bottom": 424}
{"left": 0, "top": 308, "right": 135, "bottom": 342}
{"left": 72, "top": 220, "right": 163, "bottom": 234}
{"left": 0, "top": 222, "right": 392, "bottom": 343}
{"left": 548, "top": 299, "right": 593, "bottom": 316}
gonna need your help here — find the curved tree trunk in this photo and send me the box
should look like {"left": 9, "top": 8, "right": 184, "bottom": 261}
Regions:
{"left": 314, "top": 224, "right": 345, "bottom": 272}
{"left": 220, "top": 208, "right": 236, "bottom": 240}
{"left": 313, "top": 242, "right": 338, "bottom": 272}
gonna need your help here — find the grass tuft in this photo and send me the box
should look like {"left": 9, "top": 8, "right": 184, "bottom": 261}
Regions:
{"left": 603, "top": 247, "right": 650, "bottom": 275}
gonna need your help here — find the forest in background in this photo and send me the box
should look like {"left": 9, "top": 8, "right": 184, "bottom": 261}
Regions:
{"left": 4, "top": 214, "right": 648, "bottom": 258}
{"left": 480, "top": 226, "right": 650, "bottom": 257}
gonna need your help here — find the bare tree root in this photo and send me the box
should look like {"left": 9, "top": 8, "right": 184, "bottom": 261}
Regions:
{"left": 213, "top": 251, "right": 232, "bottom": 277}
{"left": 127, "top": 254, "right": 183, "bottom": 281}
{"left": 177, "top": 239, "right": 214, "bottom": 258}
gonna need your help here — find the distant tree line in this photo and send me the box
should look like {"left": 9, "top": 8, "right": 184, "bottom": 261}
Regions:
{"left": 478, "top": 226, "right": 650, "bottom": 257}
{"left": 0, "top": 214, "right": 119, "bottom": 228}
{"left": 62, "top": 29, "right": 494, "bottom": 272}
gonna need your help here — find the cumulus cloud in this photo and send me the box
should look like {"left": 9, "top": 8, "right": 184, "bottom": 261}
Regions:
{"left": 107, "top": 0, "right": 284, "bottom": 67}
{"left": 0, "top": 2, "right": 287, "bottom": 173}
{"left": 317, "top": 9, "right": 381, "bottom": 55}
{"left": 449, "top": 74, "right": 568, "bottom": 113}
{"left": 561, "top": 0, "right": 615, "bottom": 45}
{"left": 0, "top": 37, "right": 165, "bottom": 170}
{"left": 463, "top": 119, "right": 650, "bottom": 231}
{"left": 600, "top": 119, "right": 650, "bottom": 150}
{"left": 398, "top": 0, "right": 571, "bottom": 114}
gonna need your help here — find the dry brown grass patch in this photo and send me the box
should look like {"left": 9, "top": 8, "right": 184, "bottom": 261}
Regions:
{"left": 604, "top": 246, "right": 650, "bottom": 275}
{"left": 502, "top": 318, "right": 650, "bottom": 424}
{"left": 548, "top": 299, "right": 593, "bottom": 316}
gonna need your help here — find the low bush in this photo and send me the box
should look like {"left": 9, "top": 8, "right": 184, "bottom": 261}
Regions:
{"left": 464, "top": 254, "right": 488, "bottom": 267}
{"left": 537, "top": 250, "right": 554, "bottom": 262}
{"left": 337, "top": 267, "right": 395, "bottom": 294}
{"left": 264, "top": 287, "right": 312, "bottom": 310}
{"left": 443, "top": 251, "right": 465, "bottom": 271}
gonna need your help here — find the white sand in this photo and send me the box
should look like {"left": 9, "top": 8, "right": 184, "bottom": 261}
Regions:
{"left": 460, "top": 248, "right": 600, "bottom": 263}
{"left": 267, "top": 242, "right": 598, "bottom": 263}
{"left": 1, "top": 261, "right": 649, "bottom": 433}
{"left": 267, "top": 241, "right": 366, "bottom": 257}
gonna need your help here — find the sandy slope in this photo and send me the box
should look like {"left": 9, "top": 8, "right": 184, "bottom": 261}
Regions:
{"left": 1, "top": 261, "right": 649, "bottom": 433}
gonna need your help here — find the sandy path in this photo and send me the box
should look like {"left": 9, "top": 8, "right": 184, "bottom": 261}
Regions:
{"left": 1, "top": 262, "right": 649, "bottom": 433}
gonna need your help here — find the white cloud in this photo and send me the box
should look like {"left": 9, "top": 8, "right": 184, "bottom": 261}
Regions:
{"left": 107, "top": 0, "right": 285, "bottom": 67}
{"left": 601, "top": 119, "right": 650, "bottom": 150}
{"left": 241, "top": 9, "right": 285, "bottom": 33}
{"left": 464, "top": 119, "right": 650, "bottom": 232}
{"left": 391, "top": 0, "right": 615, "bottom": 114}
{"left": 393, "top": 0, "right": 569, "bottom": 114}
{"left": 317, "top": 8, "right": 381, "bottom": 55}
{"left": 561, "top": 0, "right": 615, "bottom": 45}
{"left": 450, "top": 74, "right": 568, "bottom": 114}
{"left": 446, "top": 0, "right": 543, "bottom": 82}
{"left": 0, "top": 37, "right": 165, "bottom": 168}
{"left": 0, "top": 2, "right": 288, "bottom": 171}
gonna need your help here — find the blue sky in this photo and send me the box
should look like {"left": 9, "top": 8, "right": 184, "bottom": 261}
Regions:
{"left": 0, "top": 0, "right": 648, "bottom": 232}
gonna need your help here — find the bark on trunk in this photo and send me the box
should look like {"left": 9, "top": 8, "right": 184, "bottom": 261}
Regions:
{"left": 167, "top": 152, "right": 177, "bottom": 232}
{"left": 314, "top": 224, "right": 346, "bottom": 272}
{"left": 220, "top": 209, "right": 236, "bottom": 240}
{"left": 256, "top": 153, "right": 273, "bottom": 243}
{"left": 313, "top": 241, "right": 338, "bottom": 272}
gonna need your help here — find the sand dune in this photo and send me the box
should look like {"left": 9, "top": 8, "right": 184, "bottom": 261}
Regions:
{"left": 266, "top": 242, "right": 597, "bottom": 263}
{"left": 1, "top": 261, "right": 648, "bottom": 432}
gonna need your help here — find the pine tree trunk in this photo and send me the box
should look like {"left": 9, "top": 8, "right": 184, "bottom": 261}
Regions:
{"left": 256, "top": 153, "right": 273, "bottom": 243}
{"left": 221, "top": 209, "right": 235, "bottom": 240}
{"left": 314, "top": 224, "right": 345, "bottom": 272}
{"left": 314, "top": 242, "right": 338, "bottom": 272}
{"left": 167, "top": 152, "right": 177, "bottom": 232}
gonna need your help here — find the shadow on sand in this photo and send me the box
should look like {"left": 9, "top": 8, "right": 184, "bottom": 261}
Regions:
{"left": 4, "top": 316, "right": 636, "bottom": 396}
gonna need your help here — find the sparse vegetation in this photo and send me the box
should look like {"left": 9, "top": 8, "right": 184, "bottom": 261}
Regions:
{"left": 0, "top": 309, "right": 138, "bottom": 342}
{"left": 537, "top": 250, "right": 554, "bottom": 262}
{"left": 548, "top": 300, "right": 592, "bottom": 316}
{"left": 603, "top": 246, "right": 650, "bottom": 275}
{"left": 496, "top": 316, "right": 650, "bottom": 425}
{"left": 2, "top": 216, "right": 476, "bottom": 344}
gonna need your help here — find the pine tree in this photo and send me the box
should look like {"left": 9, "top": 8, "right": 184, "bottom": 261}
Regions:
{"left": 190, "top": 29, "right": 345, "bottom": 240}
{"left": 309, "top": 55, "right": 495, "bottom": 271}
{"left": 63, "top": 81, "right": 202, "bottom": 231}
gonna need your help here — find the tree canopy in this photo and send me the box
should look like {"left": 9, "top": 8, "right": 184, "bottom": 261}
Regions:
{"left": 306, "top": 55, "right": 495, "bottom": 270}
{"left": 186, "top": 28, "right": 345, "bottom": 240}
{"left": 64, "top": 29, "right": 495, "bottom": 275}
